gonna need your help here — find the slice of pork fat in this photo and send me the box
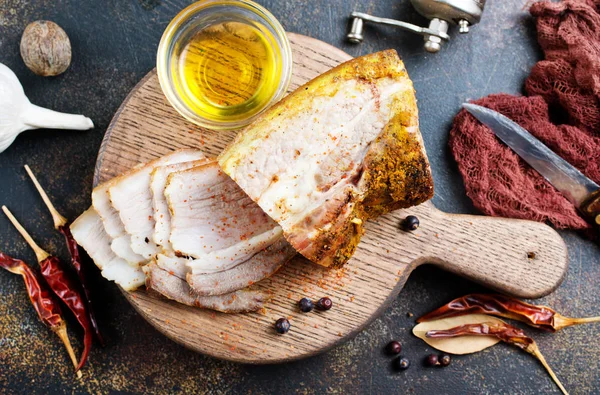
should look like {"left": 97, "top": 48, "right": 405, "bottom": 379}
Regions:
{"left": 164, "top": 161, "right": 297, "bottom": 295}
{"left": 151, "top": 159, "right": 217, "bottom": 281}
{"left": 219, "top": 50, "right": 434, "bottom": 268}
{"left": 71, "top": 209, "right": 264, "bottom": 312}
{"left": 155, "top": 235, "right": 294, "bottom": 296}
{"left": 107, "top": 150, "right": 205, "bottom": 260}
{"left": 150, "top": 158, "right": 212, "bottom": 251}
{"left": 144, "top": 263, "right": 268, "bottom": 313}
{"left": 92, "top": 182, "right": 146, "bottom": 266}
{"left": 70, "top": 208, "right": 145, "bottom": 291}
{"left": 151, "top": 160, "right": 296, "bottom": 296}
{"left": 165, "top": 161, "right": 284, "bottom": 267}
{"left": 186, "top": 237, "right": 296, "bottom": 296}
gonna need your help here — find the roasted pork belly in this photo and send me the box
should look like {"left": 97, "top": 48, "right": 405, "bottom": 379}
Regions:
{"left": 77, "top": 156, "right": 295, "bottom": 307}
{"left": 165, "top": 161, "right": 284, "bottom": 265}
{"left": 108, "top": 150, "right": 205, "bottom": 260}
{"left": 155, "top": 254, "right": 190, "bottom": 279}
{"left": 151, "top": 159, "right": 218, "bottom": 281}
{"left": 144, "top": 263, "right": 268, "bottom": 313}
{"left": 164, "top": 161, "right": 296, "bottom": 295}
{"left": 92, "top": 182, "right": 146, "bottom": 266}
{"left": 186, "top": 237, "right": 295, "bottom": 296}
{"left": 219, "top": 50, "right": 434, "bottom": 267}
{"left": 150, "top": 158, "right": 211, "bottom": 251}
{"left": 70, "top": 208, "right": 145, "bottom": 291}
{"left": 70, "top": 210, "right": 265, "bottom": 313}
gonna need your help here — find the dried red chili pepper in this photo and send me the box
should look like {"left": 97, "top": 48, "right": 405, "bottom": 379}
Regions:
{"left": 426, "top": 321, "right": 533, "bottom": 348}
{"left": 25, "top": 164, "right": 103, "bottom": 345}
{"left": 0, "top": 252, "right": 82, "bottom": 378}
{"left": 58, "top": 224, "right": 103, "bottom": 344}
{"left": 426, "top": 321, "right": 568, "bottom": 395}
{"left": 3, "top": 206, "right": 92, "bottom": 371}
{"left": 40, "top": 255, "right": 93, "bottom": 370}
{"left": 417, "top": 293, "right": 600, "bottom": 332}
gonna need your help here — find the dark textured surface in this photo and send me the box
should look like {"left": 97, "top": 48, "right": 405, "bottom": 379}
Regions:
{"left": 0, "top": 0, "right": 598, "bottom": 393}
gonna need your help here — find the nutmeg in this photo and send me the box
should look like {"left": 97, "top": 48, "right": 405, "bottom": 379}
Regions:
{"left": 20, "top": 20, "right": 72, "bottom": 77}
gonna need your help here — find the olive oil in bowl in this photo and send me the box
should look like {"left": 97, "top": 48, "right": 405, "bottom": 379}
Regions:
{"left": 157, "top": 0, "right": 292, "bottom": 130}
{"left": 176, "top": 22, "right": 281, "bottom": 123}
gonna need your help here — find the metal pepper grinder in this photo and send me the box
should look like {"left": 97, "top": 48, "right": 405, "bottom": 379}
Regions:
{"left": 347, "top": 0, "right": 486, "bottom": 53}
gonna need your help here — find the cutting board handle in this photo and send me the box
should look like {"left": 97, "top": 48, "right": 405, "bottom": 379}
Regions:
{"left": 415, "top": 205, "right": 568, "bottom": 298}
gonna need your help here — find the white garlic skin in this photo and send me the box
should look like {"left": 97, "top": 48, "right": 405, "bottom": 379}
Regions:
{"left": 0, "top": 63, "right": 93, "bottom": 153}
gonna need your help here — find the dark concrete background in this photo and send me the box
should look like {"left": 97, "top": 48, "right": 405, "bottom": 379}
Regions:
{"left": 0, "top": 0, "right": 598, "bottom": 393}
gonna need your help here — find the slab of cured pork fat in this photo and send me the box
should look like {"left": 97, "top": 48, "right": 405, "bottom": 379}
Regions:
{"left": 73, "top": 155, "right": 295, "bottom": 312}
{"left": 108, "top": 150, "right": 206, "bottom": 260}
{"left": 163, "top": 161, "right": 296, "bottom": 296}
{"left": 71, "top": 208, "right": 270, "bottom": 312}
{"left": 219, "top": 50, "right": 434, "bottom": 267}
{"left": 70, "top": 208, "right": 145, "bottom": 291}
{"left": 91, "top": 150, "right": 204, "bottom": 266}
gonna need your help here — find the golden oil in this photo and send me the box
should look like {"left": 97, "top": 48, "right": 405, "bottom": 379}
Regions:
{"left": 172, "top": 21, "right": 282, "bottom": 123}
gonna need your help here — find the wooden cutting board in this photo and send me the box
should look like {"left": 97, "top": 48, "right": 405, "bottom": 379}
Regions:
{"left": 95, "top": 33, "right": 568, "bottom": 364}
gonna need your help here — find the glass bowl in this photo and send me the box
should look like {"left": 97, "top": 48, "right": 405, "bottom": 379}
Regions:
{"left": 157, "top": 0, "right": 293, "bottom": 130}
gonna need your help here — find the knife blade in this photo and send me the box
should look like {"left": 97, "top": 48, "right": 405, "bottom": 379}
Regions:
{"left": 462, "top": 103, "right": 600, "bottom": 227}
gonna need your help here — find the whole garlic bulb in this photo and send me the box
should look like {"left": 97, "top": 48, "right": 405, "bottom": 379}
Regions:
{"left": 20, "top": 20, "right": 72, "bottom": 77}
{"left": 0, "top": 62, "right": 93, "bottom": 153}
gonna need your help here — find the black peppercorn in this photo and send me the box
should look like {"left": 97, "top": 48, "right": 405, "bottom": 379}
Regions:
{"left": 402, "top": 215, "right": 420, "bottom": 231}
{"left": 298, "top": 297, "right": 314, "bottom": 313}
{"left": 426, "top": 354, "right": 439, "bottom": 366}
{"left": 385, "top": 341, "right": 402, "bottom": 355}
{"left": 316, "top": 297, "right": 333, "bottom": 311}
{"left": 274, "top": 318, "right": 290, "bottom": 334}
{"left": 394, "top": 357, "right": 410, "bottom": 370}
{"left": 439, "top": 354, "right": 451, "bottom": 367}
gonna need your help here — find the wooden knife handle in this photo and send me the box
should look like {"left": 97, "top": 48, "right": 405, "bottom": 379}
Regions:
{"left": 410, "top": 204, "right": 568, "bottom": 299}
{"left": 580, "top": 190, "right": 600, "bottom": 240}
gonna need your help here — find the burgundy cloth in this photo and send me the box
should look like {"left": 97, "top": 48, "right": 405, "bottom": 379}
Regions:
{"left": 526, "top": 0, "right": 600, "bottom": 136}
{"left": 450, "top": 0, "right": 600, "bottom": 230}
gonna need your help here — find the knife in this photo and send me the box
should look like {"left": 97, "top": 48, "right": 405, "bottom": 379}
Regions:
{"left": 462, "top": 103, "right": 600, "bottom": 230}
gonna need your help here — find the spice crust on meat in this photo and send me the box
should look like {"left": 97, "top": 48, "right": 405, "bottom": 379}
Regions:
{"left": 220, "top": 50, "right": 434, "bottom": 267}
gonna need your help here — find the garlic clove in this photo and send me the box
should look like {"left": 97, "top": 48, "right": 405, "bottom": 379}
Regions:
{"left": 0, "top": 62, "right": 93, "bottom": 154}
